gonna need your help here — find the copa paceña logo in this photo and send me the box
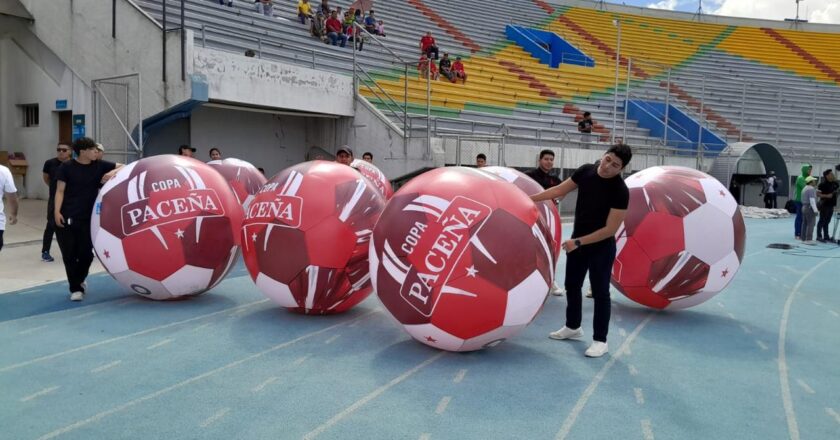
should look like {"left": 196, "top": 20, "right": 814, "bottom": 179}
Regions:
{"left": 121, "top": 187, "right": 225, "bottom": 236}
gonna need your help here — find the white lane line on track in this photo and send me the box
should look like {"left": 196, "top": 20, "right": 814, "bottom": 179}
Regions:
{"left": 324, "top": 334, "right": 341, "bottom": 344}
{"left": 18, "top": 325, "right": 48, "bottom": 335}
{"left": 302, "top": 351, "right": 446, "bottom": 440}
{"left": 756, "top": 340, "right": 769, "bottom": 351}
{"left": 146, "top": 338, "right": 174, "bottom": 350}
{"left": 795, "top": 379, "right": 815, "bottom": 395}
{"left": 618, "top": 328, "right": 627, "bottom": 338}
{"left": 811, "top": 300, "right": 823, "bottom": 307}
{"left": 555, "top": 314, "right": 654, "bottom": 440}
{"left": 717, "top": 302, "right": 725, "bottom": 309}
{"left": 726, "top": 312, "right": 735, "bottom": 319}
{"left": 70, "top": 310, "right": 99, "bottom": 320}
{"left": 35, "top": 309, "right": 380, "bottom": 440}
{"left": 90, "top": 360, "right": 122, "bottom": 373}
{"left": 740, "top": 324, "right": 752, "bottom": 334}
{"left": 0, "top": 298, "right": 135, "bottom": 327}
{"left": 826, "top": 408, "right": 840, "bottom": 426}
{"left": 193, "top": 322, "right": 212, "bottom": 332}
{"left": 0, "top": 299, "right": 268, "bottom": 374}
{"left": 418, "top": 434, "right": 431, "bottom": 440}
{"left": 293, "top": 355, "right": 311, "bottom": 366}
{"left": 634, "top": 388, "right": 645, "bottom": 405}
{"left": 779, "top": 258, "right": 832, "bottom": 440}
{"left": 641, "top": 419, "right": 654, "bottom": 440}
{"left": 200, "top": 408, "right": 230, "bottom": 428}
{"left": 830, "top": 310, "right": 839, "bottom": 318}
{"left": 20, "top": 386, "right": 60, "bottom": 402}
{"left": 251, "top": 376, "right": 279, "bottom": 393}
{"left": 453, "top": 369, "right": 467, "bottom": 384}
{"left": 435, "top": 396, "right": 451, "bottom": 415}
{"left": 628, "top": 365, "right": 639, "bottom": 377}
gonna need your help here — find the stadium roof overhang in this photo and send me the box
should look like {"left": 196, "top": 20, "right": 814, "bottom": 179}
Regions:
{"left": 708, "top": 142, "right": 789, "bottom": 197}
{"left": 0, "top": 0, "right": 33, "bottom": 22}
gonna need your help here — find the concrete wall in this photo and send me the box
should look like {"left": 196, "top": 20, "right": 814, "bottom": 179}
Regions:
{"left": 192, "top": 47, "right": 354, "bottom": 117}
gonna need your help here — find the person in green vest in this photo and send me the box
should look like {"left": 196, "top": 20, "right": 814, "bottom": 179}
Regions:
{"left": 793, "top": 163, "right": 812, "bottom": 240}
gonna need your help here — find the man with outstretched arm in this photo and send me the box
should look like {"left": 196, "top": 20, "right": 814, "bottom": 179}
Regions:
{"left": 530, "top": 143, "right": 632, "bottom": 358}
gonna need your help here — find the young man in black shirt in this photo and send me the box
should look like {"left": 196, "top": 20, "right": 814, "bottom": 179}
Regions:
{"left": 54, "top": 137, "right": 123, "bottom": 301}
{"left": 577, "top": 111, "right": 594, "bottom": 142}
{"left": 41, "top": 143, "right": 71, "bottom": 262}
{"left": 525, "top": 149, "right": 562, "bottom": 295}
{"left": 816, "top": 169, "right": 838, "bottom": 242}
{"left": 531, "top": 143, "right": 632, "bottom": 358}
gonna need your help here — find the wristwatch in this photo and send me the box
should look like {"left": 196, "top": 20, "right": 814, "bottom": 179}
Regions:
{"left": 574, "top": 239, "right": 582, "bottom": 248}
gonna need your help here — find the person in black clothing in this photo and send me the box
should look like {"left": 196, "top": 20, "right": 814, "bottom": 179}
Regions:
{"left": 41, "top": 143, "right": 72, "bottom": 262}
{"left": 54, "top": 137, "right": 123, "bottom": 301}
{"left": 524, "top": 149, "right": 561, "bottom": 190}
{"left": 816, "top": 169, "right": 838, "bottom": 242}
{"left": 178, "top": 144, "right": 196, "bottom": 157}
{"left": 531, "top": 143, "right": 632, "bottom": 358}
{"left": 578, "top": 111, "right": 594, "bottom": 143}
{"left": 439, "top": 53, "right": 455, "bottom": 83}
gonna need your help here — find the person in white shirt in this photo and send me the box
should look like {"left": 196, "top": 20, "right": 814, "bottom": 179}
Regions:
{"left": 0, "top": 164, "right": 20, "bottom": 252}
{"left": 763, "top": 171, "right": 777, "bottom": 209}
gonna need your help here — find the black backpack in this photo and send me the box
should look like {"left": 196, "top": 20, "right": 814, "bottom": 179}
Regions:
{"left": 784, "top": 200, "right": 796, "bottom": 213}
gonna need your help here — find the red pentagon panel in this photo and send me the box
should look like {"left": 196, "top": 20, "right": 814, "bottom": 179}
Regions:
{"left": 469, "top": 210, "right": 547, "bottom": 291}
{"left": 648, "top": 254, "right": 710, "bottom": 301}
{"left": 612, "top": 237, "right": 654, "bottom": 288}
{"left": 733, "top": 210, "right": 746, "bottom": 262}
{"left": 633, "top": 212, "right": 685, "bottom": 261}
{"left": 431, "top": 275, "right": 508, "bottom": 340}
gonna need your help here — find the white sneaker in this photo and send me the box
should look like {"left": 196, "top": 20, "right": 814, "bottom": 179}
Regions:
{"left": 585, "top": 341, "right": 609, "bottom": 357}
{"left": 549, "top": 326, "right": 583, "bottom": 340}
{"left": 81, "top": 282, "right": 87, "bottom": 292}
{"left": 586, "top": 287, "right": 593, "bottom": 298}
{"left": 550, "top": 283, "right": 565, "bottom": 296}
{"left": 70, "top": 291, "right": 85, "bottom": 301}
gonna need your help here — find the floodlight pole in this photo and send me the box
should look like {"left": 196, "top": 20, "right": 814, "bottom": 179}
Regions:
{"left": 611, "top": 19, "right": 621, "bottom": 145}
{"left": 692, "top": 0, "right": 704, "bottom": 22}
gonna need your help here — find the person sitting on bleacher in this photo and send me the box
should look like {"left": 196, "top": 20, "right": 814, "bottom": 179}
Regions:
{"left": 343, "top": 9, "right": 356, "bottom": 34}
{"left": 218, "top": 0, "right": 233, "bottom": 7}
{"left": 254, "top": 0, "right": 273, "bottom": 17}
{"left": 439, "top": 53, "right": 455, "bottom": 83}
{"left": 298, "top": 0, "right": 313, "bottom": 24}
{"left": 319, "top": 0, "right": 330, "bottom": 16}
{"left": 364, "top": 10, "right": 378, "bottom": 34}
{"left": 417, "top": 54, "right": 439, "bottom": 80}
{"left": 325, "top": 10, "right": 348, "bottom": 47}
{"left": 452, "top": 57, "right": 467, "bottom": 83}
{"left": 375, "top": 20, "right": 386, "bottom": 37}
{"left": 311, "top": 11, "right": 327, "bottom": 43}
{"left": 420, "top": 32, "right": 439, "bottom": 60}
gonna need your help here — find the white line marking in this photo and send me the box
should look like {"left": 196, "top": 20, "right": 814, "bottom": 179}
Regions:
{"left": 193, "top": 322, "right": 212, "bottom": 332}
{"left": 628, "top": 365, "right": 639, "bottom": 377}
{"left": 758, "top": 270, "right": 768, "bottom": 276}
{"left": 726, "top": 312, "right": 735, "bottom": 319}
{"left": 756, "top": 340, "right": 769, "bottom": 351}
{"left": 740, "top": 324, "right": 752, "bottom": 335}
{"left": 717, "top": 302, "right": 725, "bottom": 309}
{"left": 200, "top": 408, "right": 230, "bottom": 428}
{"left": 20, "top": 386, "right": 60, "bottom": 402}
{"left": 453, "top": 369, "right": 467, "bottom": 384}
{"left": 435, "top": 396, "right": 451, "bottom": 415}
{"left": 91, "top": 360, "right": 122, "bottom": 373}
{"left": 0, "top": 298, "right": 133, "bottom": 327}
{"left": 614, "top": 314, "right": 622, "bottom": 322}
{"left": 324, "top": 334, "right": 341, "bottom": 344}
{"left": 0, "top": 299, "right": 268, "bottom": 373}
{"left": 796, "top": 379, "right": 815, "bottom": 395}
{"left": 293, "top": 355, "right": 310, "bottom": 366}
{"left": 19, "top": 325, "right": 48, "bottom": 335}
{"left": 418, "top": 434, "right": 431, "bottom": 440}
{"left": 251, "top": 377, "right": 280, "bottom": 393}
{"left": 624, "top": 345, "right": 632, "bottom": 356}
{"left": 634, "top": 388, "right": 645, "bottom": 405}
{"left": 770, "top": 277, "right": 779, "bottom": 283}
{"left": 35, "top": 309, "right": 379, "bottom": 440}
{"left": 555, "top": 314, "right": 654, "bottom": 440}
{"left": 302, "top": 351, "right": 446, "bottom": 440}
{"left": 70, "top": 310, "right": 99, "bottom": 320}
{"left": 618, "top": 328, "right": 627, "bottom": 338}
{"left": 146, "top": 338, "right": 174, "bottom": 350}
{"left": 641, "top": 419, "right": 654, "bottom": 440}
{"left": 826, "top": 408, "right": 840, "bottom": 426}
{"left": 811, "top": 300, "right": 823, "bottom": 307}
{"left": 778, "top": 258, "right": 832, "bottom": 440}
{"left": 830, "top": 310, "right": 839, "bottom": 318}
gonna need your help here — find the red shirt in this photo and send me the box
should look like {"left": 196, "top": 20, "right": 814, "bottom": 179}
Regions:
{"left": 326, "top": 17, "right": 343, "bottom": 33}
{"left": 420, "top": 35, "right": 435, "bottom": 50}
{"left": 452, "top": 61, "right": 465, "bottom": 72}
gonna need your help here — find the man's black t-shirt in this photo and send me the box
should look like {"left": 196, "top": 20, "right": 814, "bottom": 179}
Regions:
{"left": 818, "top": 180, "right": 838, "bottom": 208}
{"left": 571, "top": 163, "right": 629, "bottom": 239}
{"left": 578, "top": 119, "right": 593, "bottom": 133}
{"left": 525, "top": 167, "right": 561, "bottom": 190}
{"left": 42, "top": 158, "right": 65, "bottom": 212}
{"left": 56, "top": 160, "right": 117, "bottom": 220}
{"left": 439, "top": 58, "right": 451, "bottom": 71}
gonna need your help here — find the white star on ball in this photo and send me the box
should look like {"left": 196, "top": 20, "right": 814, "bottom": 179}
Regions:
{"left": 175, "top": 229, "right": 185, "bottom": 239}
{"left": 466, "top": 265, "right": 478, "bottom": 277}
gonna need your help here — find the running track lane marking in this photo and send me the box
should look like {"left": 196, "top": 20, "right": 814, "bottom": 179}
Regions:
{"left": 199, "top": 408, "right": 230, "bottom": 428}
{"left": 146, "top": 338, "right": 174, "bottom": 350}
{"left": 740, "top": 324, "right": 752, "bottom": 335}
{"left": 830, "top": 310, "right": 839, "bottom": 318}
{"left": 634, "top": 388, "right": 645, "bottom": 405}
{"left": 19, "top": 325, "right": 48, "bottom": 335}
{"left": 34, "top": 309, "right": 379, "bottom": 440}
{"left": 628, "top": 365, "right": 639, "bottom": 376}
{"left": 0, "top": 299, "right": 268, "bottom": 373}
{"left": 69, "top": 310, "right": 99, "bottom": 320}
{"left": 20, "top": 386, "right": 60, "bottom": 402}
{"left": 641, "top": 419, "right": 654, "bottom": 440}
{"left": 418, "top": 434, "right": 431, "bottom": 440}
{"left": 293, "top": 355, "right": 311, "bottom": 366}
{"left": 755, "top": 340, "right": 769, "bottom": 351}
{"left": 324, "top": 334, "right": 341, "bottom": 344}
{"left": 90, "top": 360, "right": 122, "bottom": 373}
{"left": 795, "top": 379, "right": 815, "bottom": 395}
{"left": 453, "top": 369, "right": 467, "bottom": 384}
{"left": 435, "top": 396, "right": 452, "bottom": 415}
{"left": 826, "top": 408, "right": 840, "bottom": 425}
{"left": 778, "top": 258, "right": 832, "bottom": 440}
{"left": 302, "top": 351, "right": 446, "bottom": 440}
{"left": 555, "top": 314, "right": 654, "bottom": 440}
{"left": 0, "top": 298, "right": 134, "bottom": 327}
{"left": 251, "top": 376, "right": 279, "bottom": 393}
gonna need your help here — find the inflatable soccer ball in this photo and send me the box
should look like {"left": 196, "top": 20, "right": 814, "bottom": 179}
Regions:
{"left": 350, "top": 159, "right": 394, "bottom": 200}
{"left": 208, "top": 158, "right": 267, "bottom": 207}
{"left": 611, "top": 166, "right": 746, "bottom": 309}
{"left": 92, "top": 155, "right": 244, "bottom": 300}
{"left": 241, "top": 161, "right": 385, "bottom": 314}
{"left": 370, "top": 167, "right": 554, "bottom": 351}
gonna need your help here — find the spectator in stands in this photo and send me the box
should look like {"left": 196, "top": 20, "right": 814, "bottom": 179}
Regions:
{"left": 578, "top": 111, "right": 594, "bottom": 143}
{"left": 364, "top": 10, "right": 377, "bottom": 34}
{"left": 375, "top": 20, "right": 386, "bottom": 37}
{"left": 420, "top": 32, "right": 439, "bottom": 60}
{"left": 326, "top": 10, "right": 348, "bottom": 47}
{"left": 362, "top": 152, "right": 373, "bottom": 163}
{"left": 817, "top": 169, "right": 838, "bottom": 242}
{"left": 245, "top": 49, "right": 257, "bottom": 57}
{"left": 311, "top": 11, "right": 327, "bottom": 43}
{"left": 178, "top": 144, "right": 196, "bottom": 157}
{"left": 439, "top": 53, "right": 455, "bottom": 83}
{"left": 319, "top": 0, "right": 330, "bottom": 16}
{"left": 298, "top": 0, "right": 313, "bottom": 24}
{"left": 335, "top": 146, "right": 353, "bottom": 165}
{"left": 452, "top": 57, "right": 467, "bottom": 83}
{"left": 475, "top": 153, "right": 486, "bottom": 168}
{"left": 343, "top": 9, "right": 356, "bottom": 34}
{"left": 254, "top": 0, "right": 273, "bottom": 17}
{"left": 417, "top": 54, "right": 438, "bottom": 80}
{"left": 209, "top": 148, "right": 222, "bottom": 161}
{"left": 346, "top": 10, "right": 365, "bottom": 52}
{"left": 218, "top": 0, "right": 233, "bottom": 7}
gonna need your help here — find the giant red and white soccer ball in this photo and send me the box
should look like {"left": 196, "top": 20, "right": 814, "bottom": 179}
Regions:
{"left": 208, "top": 158, "right": 267, "bottom": 207}
{"left": 92, "top": 155, "right": 244, "bottom": 300}
{"left": 481, "top": 166, "right": 562, "bottom": 259}
{"left": 370, "top": 167, "right": 554, "bottom": 352}
{"left": 611, "top": 166, "right": 746, "bottom": 309}
{"left": 241, "top": 161, "right": 385, "bottom": 314}
{"left": 350, "top": 159, "right": 394, "bottom": 200}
